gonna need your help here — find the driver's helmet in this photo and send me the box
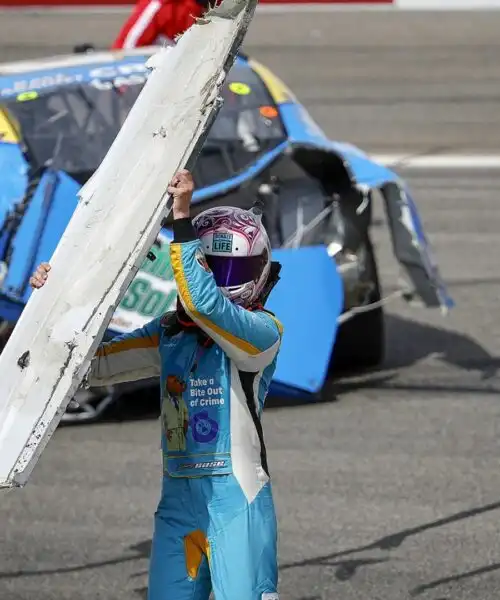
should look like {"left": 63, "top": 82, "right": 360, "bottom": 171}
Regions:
{"left": 192, "top": 206, "right": 271, "bottom": 308}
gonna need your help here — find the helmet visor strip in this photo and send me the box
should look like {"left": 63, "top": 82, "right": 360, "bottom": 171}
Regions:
{"left": 205, "top": 252, "right": 267, "bottom": 287}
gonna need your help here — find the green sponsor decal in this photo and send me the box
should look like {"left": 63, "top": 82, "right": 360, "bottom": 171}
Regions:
{"left": 120, "top": 279, "right": 176, "bottom": 317}
{"left": 119, "top": 241, "right": 176, "bottom": 318}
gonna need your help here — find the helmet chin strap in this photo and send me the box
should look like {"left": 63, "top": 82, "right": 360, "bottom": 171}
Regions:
{"left": 175, "top": 298, "right": 213, "bottom": 348}
{"left": 176, "top": 297, "right": 196, "bottom": 326}
{"left": 259, "top": 261, "right": 282, "bottom": 306}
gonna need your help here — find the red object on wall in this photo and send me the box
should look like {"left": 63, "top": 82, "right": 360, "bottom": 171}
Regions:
{"left": 0, "top": 0, "right": 394, "bottom": 5}
{"left": 0, "top": 0, "right": 130, "bottom": 4}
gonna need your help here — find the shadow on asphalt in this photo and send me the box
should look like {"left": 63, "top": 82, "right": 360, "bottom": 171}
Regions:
{"left": 324, "top": 313, "right": 500, "bottom": 400}
{"left": 409, "top": 562, "right": 500, "bottom": 596}
{"left": 383, "top": 314, "right": 500, "bottom": 379}
{"left": 3, "top": 498, "right": 500, "bottom": 598}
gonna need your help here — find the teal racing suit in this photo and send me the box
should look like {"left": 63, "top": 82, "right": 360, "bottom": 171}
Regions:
{"left": 88, "top": 218, "right": 283, "bottom": 600}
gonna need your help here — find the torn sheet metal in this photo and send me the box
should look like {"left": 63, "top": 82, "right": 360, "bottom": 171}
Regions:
{"left": 0, "top": 0, "right": 257, "bottom": 489}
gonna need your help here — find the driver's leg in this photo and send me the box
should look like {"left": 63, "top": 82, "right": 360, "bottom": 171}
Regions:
{"left": 148, "top": 478, "right": 212, "bottom": 600}
{"left": 207, "top": 475, "right": 279, "bottom": 600}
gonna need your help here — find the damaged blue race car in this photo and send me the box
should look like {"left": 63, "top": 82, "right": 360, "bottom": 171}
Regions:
{"left": 0, "top": 47, "right": 454, "bottom": 422}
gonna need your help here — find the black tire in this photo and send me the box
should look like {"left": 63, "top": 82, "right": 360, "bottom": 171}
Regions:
{"left": 330, "top": 237, "right": 385, "bottom": 372}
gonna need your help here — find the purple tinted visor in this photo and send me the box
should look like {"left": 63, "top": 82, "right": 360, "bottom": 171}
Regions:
{"left": 206, "top": 253, "right": 266, "bottom": 287}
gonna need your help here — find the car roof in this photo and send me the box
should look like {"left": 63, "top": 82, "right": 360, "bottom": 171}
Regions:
{"left": 0, "top": 47, "right": 158, "bottom": 76}
{"left": 0, "top": 47, "right": 252, "bottom": 101}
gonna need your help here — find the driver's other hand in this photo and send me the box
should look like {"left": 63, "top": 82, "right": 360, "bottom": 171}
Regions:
{"left": 30, "top": 262, "right": 51, "bottom": 289}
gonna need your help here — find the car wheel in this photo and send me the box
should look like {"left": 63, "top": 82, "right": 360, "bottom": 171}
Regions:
{"left": 61, "top": 387, "right": 116, "bottom": 424}
{"left": 330, "top": 236, "right": 385, "bottom": 372}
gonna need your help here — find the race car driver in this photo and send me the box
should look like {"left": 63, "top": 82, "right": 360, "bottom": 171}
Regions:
{"left": 111, "top": 0, "right": 210, "bottom": 49}
{"left": 30, "top": 169, "right": 283, "bottom": 600}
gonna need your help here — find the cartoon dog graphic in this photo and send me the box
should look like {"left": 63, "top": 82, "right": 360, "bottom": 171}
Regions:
{"left": 162, "top": 375, "right": 189, "bottom": 452}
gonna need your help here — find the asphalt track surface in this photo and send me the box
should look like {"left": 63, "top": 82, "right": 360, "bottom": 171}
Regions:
{"left": 1, "top": 10, "right": 500, "bottom": 600}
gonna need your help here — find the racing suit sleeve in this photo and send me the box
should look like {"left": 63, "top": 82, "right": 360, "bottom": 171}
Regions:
{"left": 111, "top": 0, "right": 202, "bottom": 49}
{"left": 111, "top": 0, "right": 167, "bottom": 49}
{"left": 170, "top": 218, "right": 283, "bottom": 373}
{"left": 87, "top": 317, "right": 162, "bottom": 386}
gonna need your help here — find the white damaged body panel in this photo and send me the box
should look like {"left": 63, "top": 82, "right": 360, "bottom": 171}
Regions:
{"left": 0, "top": 0, "right": 257, "bottom": 489}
